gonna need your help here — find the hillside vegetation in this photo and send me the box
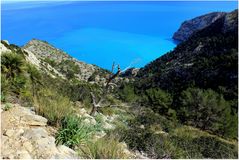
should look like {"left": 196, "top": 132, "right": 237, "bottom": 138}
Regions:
{"left": 1, "top": 9, "right": 238, "bottom": 159}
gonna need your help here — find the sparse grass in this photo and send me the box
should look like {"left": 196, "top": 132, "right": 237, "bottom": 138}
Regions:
{"left": 34, "top": 88, "right": 73, "bottom": 126}
{"left": 170, "top": 125, "right": 238, "bottom": 158}
{"left": 79, "top": 135, "right": 130, "bottom": 159}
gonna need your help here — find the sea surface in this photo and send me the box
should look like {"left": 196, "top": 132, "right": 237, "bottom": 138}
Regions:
{"left": 2, "top": 1, "right": 237, "bottom": 70}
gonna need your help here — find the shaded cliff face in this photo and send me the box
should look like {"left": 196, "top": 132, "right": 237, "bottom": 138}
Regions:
{"left": 173, "top": 11, "right": 229, "bottom": 41}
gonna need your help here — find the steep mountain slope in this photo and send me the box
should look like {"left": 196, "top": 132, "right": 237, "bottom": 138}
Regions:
{"left": 23, "top": 39, "right": 109, "bottom": 83}
{"left": 118, "top": 9, "right": 238, "bottom": 139}
{"left": 138, "top": 9, "right": 237, "bottom": 98}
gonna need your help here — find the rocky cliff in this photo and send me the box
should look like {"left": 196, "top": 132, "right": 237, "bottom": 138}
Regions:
{"left": 173, "top": 10, "right": 237, "bottom": 41}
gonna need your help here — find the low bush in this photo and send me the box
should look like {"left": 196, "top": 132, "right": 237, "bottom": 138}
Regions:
{"left": 170, "top": 134, "right": 238, "bottom": 159}
{"left": 178, "top": 87, "right": 237, "bottom": 138}
{"left": 79, "top": 136, "right": 130, "bottom": 159}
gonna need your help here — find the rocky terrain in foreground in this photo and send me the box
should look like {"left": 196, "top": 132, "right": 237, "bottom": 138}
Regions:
{"left": 1, "top": 102, "right": 140, "bottom": 159}
{"left": 1, "top": 103, "right": 78, "bottom": 159}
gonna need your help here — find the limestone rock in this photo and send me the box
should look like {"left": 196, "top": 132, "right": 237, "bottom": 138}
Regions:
{"left": 1, "top": 103, "right": 80, "bottom": 159}
{"left": 4, "top": 129, "right": 15, "bottom": 137}
{"left": 16, "top": 150, "right": 32, "bottom": 159}
{"left": 23, "top": 141, "right": 34, "bottom": 152}
{"left": 57, "top": 145, "right": 78, "bottom": 158}
{"left": 0, "top": 42, "right": 11, "bottom": 53}
{"left": 23, "top": 128, "right": 48, "bottom": 140}
{"left": 22, "top": 114, "right": 48, "bottom": 126}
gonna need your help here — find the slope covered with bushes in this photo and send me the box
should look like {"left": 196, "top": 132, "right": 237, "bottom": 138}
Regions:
{"left": 1, "top": 10, "right": 238, "bottom": 159}
{"left": 117, "top": 10, "right": 238, "bottom": 140}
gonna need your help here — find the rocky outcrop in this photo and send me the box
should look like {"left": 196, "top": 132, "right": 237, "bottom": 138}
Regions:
{"left": 22, "top": 39, "right": 71, "bottom": 62}
{"left": 173, "top": 12, "right": 226, "bottom": 41}
{"left": 1, "top": 103, "right": 79, "bottom": 159}
{"left": 173, "top": 10, "right": 238, "bottom": 42}
{"left": 0, "top": 40, "right": 11, "bottom": 53}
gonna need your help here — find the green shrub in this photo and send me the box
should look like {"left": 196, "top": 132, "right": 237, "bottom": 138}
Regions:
{"left": 179, "top": 88, "right": 237, "bottom": 138}
{"left": 56, "top": 116, "right": 95, "bottom": 148}
{"left": 43, "top": 57, "right": 57, "bottom": 67}
{"left": 11, "top": 74, "right": 28, "bottom": 94}
{"left": 118, "top": 83, "right": 138, "bottom": 102}
{"left": 58, "top": 60, "right": 81, "bottom": 79}
{"left": 79, "top": 136, "right": 130, "bottom": 159}
{"left": 130, "top": 108, "right": 178, "bottom": 133}
{"left": 122, "top": 127, "right": 184, "bottom": 158}
{"left": 193, "top": 136, "right": 237, "bottom": 158}
{"left": 145, "top": 88, "right": 173, "bottom": 113}
{"left": 1, "top": 74, "right": 10, "bottom": 101}
{"left": 170, "top": 133, "right": 238, "bottom": 159}
{"left": 1, "top": 52, "right": 25, "bottom": 79}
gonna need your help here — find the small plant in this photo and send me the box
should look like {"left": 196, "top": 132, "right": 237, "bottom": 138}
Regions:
{"left": 56, "top": 116, "right": 95, "bottom": 149}
{"left": 79, "top": 135, "right": 130, "bottom": 159}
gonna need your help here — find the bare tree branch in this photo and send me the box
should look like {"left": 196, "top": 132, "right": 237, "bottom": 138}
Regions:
{"left": 89, "top": 62, "right": 121, "bottom": 116}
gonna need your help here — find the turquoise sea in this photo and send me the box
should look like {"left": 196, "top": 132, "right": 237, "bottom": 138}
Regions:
{"left": 2, "top": 1, "right": 237, "bottom": 70}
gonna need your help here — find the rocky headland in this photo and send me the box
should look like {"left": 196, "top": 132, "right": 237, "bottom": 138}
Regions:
{"left": 173, "top": 10, "right": 237, "bottom": 41}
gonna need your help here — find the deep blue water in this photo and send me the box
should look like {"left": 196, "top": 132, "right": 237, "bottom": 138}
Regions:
{"left": 2, "top": 1, "right": 237, "bottom": 70}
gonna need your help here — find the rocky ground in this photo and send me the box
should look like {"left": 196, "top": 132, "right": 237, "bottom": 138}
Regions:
{"left": 1, "top": 103, "right": 78, "bottom": 159}
{"left": 1, "top": 103, "right": 142, "bottom": 159}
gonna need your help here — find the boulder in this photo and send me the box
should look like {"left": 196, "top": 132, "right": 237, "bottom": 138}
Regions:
{"left": 4, "top": 129, "right": 15, "bottom": 137}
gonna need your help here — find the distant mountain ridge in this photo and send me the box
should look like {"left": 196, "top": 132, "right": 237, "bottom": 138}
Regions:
{"left": 173, "top": 10, "right": 237, "bottom": 41}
